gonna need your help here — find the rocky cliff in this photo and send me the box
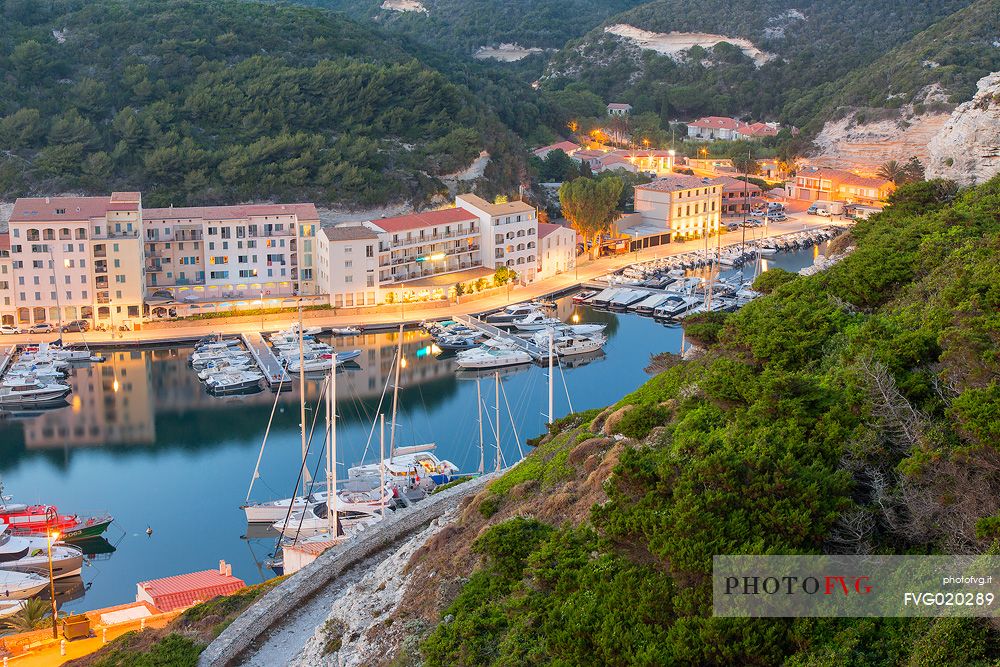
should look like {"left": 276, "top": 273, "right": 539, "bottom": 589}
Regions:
{"left": 926, "top": 71, "right": 1000, "bottom": 185}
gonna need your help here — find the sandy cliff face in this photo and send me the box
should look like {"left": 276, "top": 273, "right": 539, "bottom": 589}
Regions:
{"left": 926, "top": 72, "right": 1000, "bottom": 185}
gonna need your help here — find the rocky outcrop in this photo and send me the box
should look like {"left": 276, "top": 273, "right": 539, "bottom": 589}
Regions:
{"left": 926, "top": 72, "right": 1000, "bottom": 185}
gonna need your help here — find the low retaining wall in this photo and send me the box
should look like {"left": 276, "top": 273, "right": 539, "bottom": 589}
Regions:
{"left": 198, "top": 475, "right": 494, "bottom": 667}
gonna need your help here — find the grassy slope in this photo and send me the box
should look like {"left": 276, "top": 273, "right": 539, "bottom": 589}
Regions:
{"left": 413, "top": 177, "right": 1000, "bottom": 664}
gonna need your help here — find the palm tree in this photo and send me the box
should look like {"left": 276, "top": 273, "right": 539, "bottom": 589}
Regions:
{"left": 877, "top": 160, "right": 907, "bottom": 185}
{"left": 1, "top": 599, "right": 50, "bottom": 633}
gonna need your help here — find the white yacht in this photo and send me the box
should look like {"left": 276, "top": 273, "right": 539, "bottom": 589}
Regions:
{"left": 0, "top": 378, "right": 71, "bottom": 408}
{"left": 0, "top": 570, "right": 49, "bottom": 600}
{"left": 485, "top": 304, "right": 542, "bottom": 325}
{"left": 347, "top": 447, "right": 460, "bottom": 489}
{"left": 455, "top": 346, "right": 532, "bottom": 369}
{"left": 271, "top": 500, "right": 382, "bottom": 538}
{"left": 653, "top": 295, "right": 702, "bottom": 320}
{"left": 632, "top": 294, "right": 671, "bottom": 314}
{"left": 512, "top": 311, "right": 563, "bottom": 332}
{"left": 197, "top": 358, "right": 254, "bottom": 380}
{"left": 0, "top": 525, "right": 84, "bottom": 580}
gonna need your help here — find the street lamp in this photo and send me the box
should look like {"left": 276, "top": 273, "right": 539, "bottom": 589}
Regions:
{"left": 47, "top": 531, "right": 60, "bottom": 639}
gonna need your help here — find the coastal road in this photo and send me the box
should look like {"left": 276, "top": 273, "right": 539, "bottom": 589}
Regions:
{"left": 0, "top": 218, "right": 847, "bottom": 348}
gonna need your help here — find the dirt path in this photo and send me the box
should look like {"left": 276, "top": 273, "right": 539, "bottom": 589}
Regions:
{"left": 234, "top": 550, "right": 390, "bottom": 667}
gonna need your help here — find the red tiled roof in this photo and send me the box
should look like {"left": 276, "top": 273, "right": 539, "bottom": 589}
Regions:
{"left": 138, "top": 569, "right": 245, "bottom": 613}
{"left": 740, "top": 122, "right": 779, "bottom": 137}
{"left": 371, "top": 207, "right": 477, "bottom": 233}
{"left": 710, "top": 176, "right": 764, "bottom": 193}
{"left": 533, "top": 141, "right": 580, "bottom": 157}
{"left": 0, "top": 234, "right": 9, "bottom": 251}
{"left": 798, "top": 167, "right": 892, "bottom": 189}
{"left": 144, "top": 202, "right": 319, "bottom": 221}
{"left": 688, "top": 116, "right": 743, "bottom": 130}
{"left": 538, "top": 222, "right": 572, "bottom": 239}
{"left": 11, "top": 196, "right": 117, "bottom": 223}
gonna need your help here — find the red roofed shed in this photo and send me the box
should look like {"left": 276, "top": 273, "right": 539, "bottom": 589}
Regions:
{"left": 136, "top": 561, "right": 245, "bottom": 612}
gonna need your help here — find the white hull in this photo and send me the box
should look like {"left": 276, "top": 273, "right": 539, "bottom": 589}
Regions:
{"left": 0, "top": 571, "right": 49, "bottom": 600}
{"left": 455, "top": 351, "right": 532, "bottom": 369}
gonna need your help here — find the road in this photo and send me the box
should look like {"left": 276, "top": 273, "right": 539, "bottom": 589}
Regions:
{"left": 0, "top": 217, "right": 846, "bottom": 348}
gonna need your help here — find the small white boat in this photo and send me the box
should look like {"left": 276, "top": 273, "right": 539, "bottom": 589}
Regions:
{"left": 0, "top": 570, "right": 49, "bottom": 600}
{"left": 535, "top": 333, "right": 605, "bottom": 357}
{"left": 0, "top": 378, "right": 71, "bottom": 408}
{"left": 330, "top": 327, "right": 361, "bottom": 336}
{"left": 205, "top": 370, "right": 264, "bottom": 394}
{"left": 456, "top": 346, "right": 532, "bottom": 369}
{"left": 653, "top": 295, "right": 702, "bottom": 319}
{"left": 197, "top": 359, "right": 254, "bottom": 380}
{"left": 632, "top": 294, "right": 671, "bottom": 314}
{"left": 347, "top": 447, "right": 460, "bottom": 488}
{"left": 271, "top": 501, "right": 382, "bottom": 538}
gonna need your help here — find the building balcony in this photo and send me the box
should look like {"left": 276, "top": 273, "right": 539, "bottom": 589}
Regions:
{"left": 93, "top": 250, "right": 107, "bottom": 258}
{"left": 94, "top": 266, "right": 108, "bottom": 275}
{"left": 146, "top": 264, "right": 163, "bottom": 273}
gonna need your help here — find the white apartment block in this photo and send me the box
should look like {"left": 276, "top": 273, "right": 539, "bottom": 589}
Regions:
{"left": 6, "top": 193, "right": 145, "bottom": 326}
{"left": 623, "top": 175, "right": 722, "bottom": 246}
{"left": 455, "top": 194, "right": 538, "bottom": 283}
{"left": 143, "top": 203, "right": 320, "bottom": 300}
{"left": 315, "top": 223, "right": 381, "bottom": 308}
{"left": 536, "top": 223, "right": 577, "bottom": 280}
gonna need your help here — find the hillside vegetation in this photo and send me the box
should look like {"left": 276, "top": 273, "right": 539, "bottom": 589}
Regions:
{"left": 405, "top": 177, "right": 1000, "bottom": 663}
{"left": 0, "top": 0, "right": 523, "bottom": 206}
{"left": 544, "top": 0, "right": 994, "bottom": 129}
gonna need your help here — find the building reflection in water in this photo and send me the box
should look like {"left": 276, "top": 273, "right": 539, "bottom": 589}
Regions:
{"left": 16, "top": 328, "right": 459, "bottom": 450}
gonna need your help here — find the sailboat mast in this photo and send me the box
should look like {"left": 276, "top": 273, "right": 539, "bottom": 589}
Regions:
{"left": 380, "top": 413, "right": 386, "bottom": 514}
{"left": 495, "top": 371, "right": 501, "bottom": 472}
{"left": 297, "top": 300, "right": 309, "bottom": 497}
{"left": 389, "top": 323, "right": 403, "bottom": 461}
{"left": 326, "top": 367, "right": 336, "bottom": 537}
{"left": 547, "top": 330, "right": 554, "bottom": 425}
{"left": 477, "top": 377, "right": 484, "bottom": 475}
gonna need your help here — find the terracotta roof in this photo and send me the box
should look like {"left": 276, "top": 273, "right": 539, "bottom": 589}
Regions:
{"left": 636, "top": 175, "right": 718, "bottom": 192}
{"left": 688, "top": 116, "right": 743, "bottom": 130}
{"left": 798, "top": 167, "right": 892, "bottom": 189}
{"left": 710, "top": 176, "right": 764, "bottom": 192}
{"left": 322, "top": 225, "right": 380, "bottom": 242}
{"left": 740, "top": 122, "right": 779, "bottom": 137}
{"left": 456, "top": 194, "right": 534, "bottom": 217}
{"left": 371, "top": 207, "right": 477, "bottom": 233}
{"left": 11, "top": 196, "right": 116, "bottom": 223}
{"left": 138, "top": 568, "right": 244, "bottom": 613}
{"left": 144, "top": 202, "right": 319, "bottom": 221}
{"left": 0, "top": 234, "right": 9, "bottom": 252}
{"left": 532, "top": 141, "right": 580, "bottom": 157}
{"left": 538, "top": 222, "right": 574, "bottom": 239}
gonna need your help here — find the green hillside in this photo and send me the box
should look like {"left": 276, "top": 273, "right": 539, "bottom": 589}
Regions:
{"left": 543, "top": 0, "right": 984, "bottom": 127}
{"left": 412, "top": 176, "right": 1000, "bottom": 663}
{"left": 0, "top": 0, "right": 525, "bottom": 206}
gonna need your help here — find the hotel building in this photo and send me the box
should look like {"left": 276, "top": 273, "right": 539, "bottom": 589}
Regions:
{"left": 618, "top": 175, "right": 722, "bottom": 247}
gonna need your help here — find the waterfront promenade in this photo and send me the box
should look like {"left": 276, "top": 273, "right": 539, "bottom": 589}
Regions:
{"left": 3, "top": 218, "right": 843, "bottom": 347}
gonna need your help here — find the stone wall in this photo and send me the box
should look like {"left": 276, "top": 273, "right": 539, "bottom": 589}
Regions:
{"left": 198, "top": 475, "right": 494, "bottom": 667}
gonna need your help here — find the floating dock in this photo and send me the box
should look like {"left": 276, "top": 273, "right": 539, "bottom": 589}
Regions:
{"left": 454, "top": 314, "right": 546, "bottom": 359}
{"left": 241, "top": 333, "right": 289, "bottom": 390}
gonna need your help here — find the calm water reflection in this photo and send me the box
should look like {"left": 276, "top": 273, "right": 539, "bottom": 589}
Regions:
{"left": 0, "top": 246, "right": 822, "bottom": 611}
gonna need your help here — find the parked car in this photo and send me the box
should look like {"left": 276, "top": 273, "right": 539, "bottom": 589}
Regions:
{"left": 806, "top": 205, "right": 821, "bottom": 215}
{"left": 817, "top": 209, "right": 832, "bottom": 217}
{"left": 62, "top": 320, "right": 90, "bottom": 332}
{"left": 726, "top": 222, "right": 740, "bottom": 232}
{"left": 765, "top": 212, "right": 787, "bottom": 222}
{"left": 29, "top": 323, "right": 54, "bottom": 334}
{"left": 0, "top": 325, "right": 21, "bottom": 335}
{"left": 743, "top": 218, "right": 764, "bottom": 227}
{"left": 767, "top": 202, "right": 785, "bottom": 211}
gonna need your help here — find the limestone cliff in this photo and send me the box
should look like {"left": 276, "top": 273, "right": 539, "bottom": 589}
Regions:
{"left": 926, "top": 72, "right": 1000, "bottom": 185}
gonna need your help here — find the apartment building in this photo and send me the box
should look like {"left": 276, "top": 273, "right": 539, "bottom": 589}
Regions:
{"left": 315, "top": 224, "right": 381, "bottom": 308}
{"left": 143, "top": 203, "right": 320, "bottom": 300}
{"left": 7, "top": 193, "right": 145, "bottom": 327}
{"left": 0, "top": 232, "right": 14, "bottom": 327}
{"left": 536, "top": 223, "right": 578, "bottom": 279}
{"left": 620, "top": 175, "right": 722, "bottom": 246}
{"left": 456, "top": 194, "right": 539, "bottom": 283}
{"left": 789, "top": 167, "right": 894, "bottom": 205}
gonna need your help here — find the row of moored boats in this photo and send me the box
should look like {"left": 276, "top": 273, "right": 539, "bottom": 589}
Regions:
{"left": 0, "top": 342, "right": 104, "bottom": 410}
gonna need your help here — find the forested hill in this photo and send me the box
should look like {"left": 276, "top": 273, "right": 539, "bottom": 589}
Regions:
{"left": 543, "top": 0, "right": 987, "bottom": 127}
{"left": 402, "top": 177, "right": 1000, "bottom": 664}
{"left": 304, "top": 0, "right": 649, "bottom": 58}
{"left": 0, "top": 0, "right": 526, "bottom": 206}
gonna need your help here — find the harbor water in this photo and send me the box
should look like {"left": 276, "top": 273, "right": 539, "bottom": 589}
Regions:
{"left": 0, "top": 244, "right": 825, "bottom": 612}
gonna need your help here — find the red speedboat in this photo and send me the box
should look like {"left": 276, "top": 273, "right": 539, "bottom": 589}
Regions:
{"left": 0, "top": 503, "right": 113, "bottom": 542}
